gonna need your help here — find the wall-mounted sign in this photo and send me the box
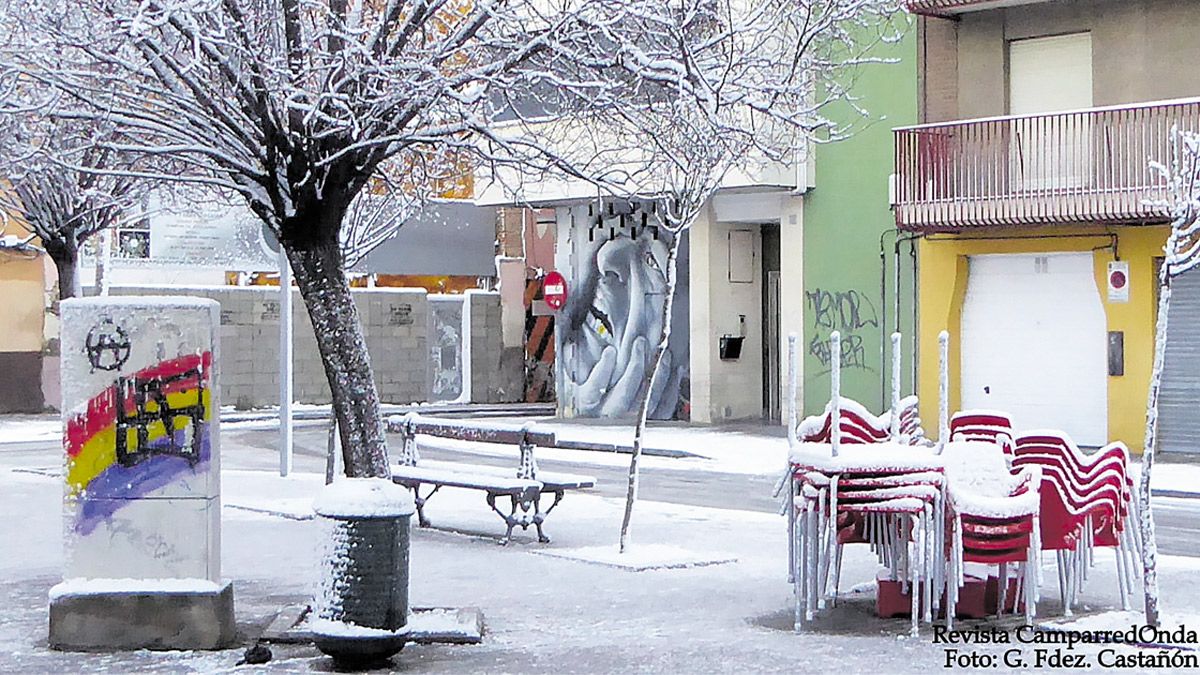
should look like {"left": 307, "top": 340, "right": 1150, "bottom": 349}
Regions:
{"left": 543, "top": 270, "right": 568, "bottom": 311}
{"left": 1108, "top": 260, "right": 1130, "bottom": 303}
{"left": 389, "top": 304, "right": 414, "bottom": 326}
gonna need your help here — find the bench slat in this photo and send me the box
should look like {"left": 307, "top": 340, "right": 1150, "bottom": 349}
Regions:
{"left": 392, "top": 465, "right": 542, "bottom": 493}
{"left": 415, "top": 459, "right": 596, "bottom": 491}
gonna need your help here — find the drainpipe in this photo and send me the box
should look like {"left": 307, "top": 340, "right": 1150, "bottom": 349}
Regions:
{"left": 879, "top": 229, "right": 897, "bottom": 407}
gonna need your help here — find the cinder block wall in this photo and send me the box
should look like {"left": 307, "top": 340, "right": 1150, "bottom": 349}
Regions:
{"left": 111, "top": 286, "right": 429, "bottom": 408}
{"left": 466, "top": 290, "right": 523, "bottom": 403}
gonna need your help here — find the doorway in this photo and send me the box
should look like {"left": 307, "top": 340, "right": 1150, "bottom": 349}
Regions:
{"left": 762, "top": 224, "right": 781, "bottom": 421}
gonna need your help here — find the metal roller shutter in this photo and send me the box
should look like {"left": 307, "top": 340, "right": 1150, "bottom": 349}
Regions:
{"left": 1159, "top": 267, "right": 1200, "bottom": 453}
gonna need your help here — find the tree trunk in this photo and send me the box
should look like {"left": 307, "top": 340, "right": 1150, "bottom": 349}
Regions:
{"left": 1139, "top": 277, "right": 1170, "bottom": 627}
{"left": 45, "top": 237, "right": 80, "bottom": 300}
{"left": 619, "top": 231, "right": 682, "bottom": 554}
{"left": 283, "top": 235, "right": 390, "bottom": 479}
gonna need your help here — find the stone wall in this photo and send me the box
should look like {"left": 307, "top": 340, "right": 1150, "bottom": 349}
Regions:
{"left": 466, "top": 290, "right": 524, "bottom": 404}
{"left": 111, "top": 286, "right": 429, "bottom": 408}
{"left": 110, "top": 285, "right": 517, "bottom": 408}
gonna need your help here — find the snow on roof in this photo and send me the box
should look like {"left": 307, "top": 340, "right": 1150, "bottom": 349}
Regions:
{"left": 312, "top": 478, "right": 415, "bottom": 519}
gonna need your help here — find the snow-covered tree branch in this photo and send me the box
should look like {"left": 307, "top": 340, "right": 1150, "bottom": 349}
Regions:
{"left": 0, "top": 0, "right": 677, "bottom": 476}
{"left": 0, "top": 95, "right": 145, "bottom": 299}
{"left": 1139, "top": 128, "right": 1200, "bottom": 627}
{"left": 498, "top": 0, "right": 905, "bottom": 553}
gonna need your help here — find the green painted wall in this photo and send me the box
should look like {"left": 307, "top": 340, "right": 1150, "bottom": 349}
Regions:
{"left": 801, "top": 20, "right": 918, "bottom": 416}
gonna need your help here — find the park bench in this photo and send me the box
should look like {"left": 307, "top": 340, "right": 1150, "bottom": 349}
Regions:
{"left": 386, "top": 413, "right": 596, "bottom": 544}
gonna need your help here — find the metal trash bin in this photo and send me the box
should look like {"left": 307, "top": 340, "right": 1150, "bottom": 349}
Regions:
{"left": 311, "top": 478, "right": 414, "bottom": 666}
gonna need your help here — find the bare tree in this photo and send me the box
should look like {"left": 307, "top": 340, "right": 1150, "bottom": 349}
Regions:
{"left": 0, "top": 0, "right": 649, "bottom": 476}
{"left": 0, "top": 107, "right": 143, "bottom": 299}
{"left": 514, "top": 0, "right": 906, "bottom": 552}
{"left": 1139, "top": 129, "right": 1200, "bottom": 627}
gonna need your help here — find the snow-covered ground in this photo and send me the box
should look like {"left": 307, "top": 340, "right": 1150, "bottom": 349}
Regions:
{"left": 0, "top": 415, "right": 61, "bottom": 444}
{"left": 6, "top": 413, "right": 1200, "bottom": 672}
{"left": 9, "top": 411, "right": 1200, "bottom": 492}
{"left": 5, "top": 452, "right": 1200, "bottom": 673}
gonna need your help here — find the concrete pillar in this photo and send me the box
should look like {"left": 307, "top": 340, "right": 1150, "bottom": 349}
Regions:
{"left": 688, "top": 205, "right": 715, "bottom": 423}
{"left": 51, "top": 296, "right": 233, "bottom": 651}
{"left": 779, "top": 196, "right": 806, "bottom": 425}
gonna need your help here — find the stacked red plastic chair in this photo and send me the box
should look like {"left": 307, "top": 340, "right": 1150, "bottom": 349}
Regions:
{"left": 949, "top": 410, "right": 1016, "bottom": 456}
{"left": 792, "top": 462, "right": 945, "bottom": 636}
{"left": 943, "top": 463, "right": 1042, "bottom": 629}
{"left": 790, "top": 396, "right": 943, "bottom": 636}
{"left": 1012, "top": 431, "right": 1140, "bottom": 614}
{"left": 798, "top": 397, "right": 928, "bottom": 447}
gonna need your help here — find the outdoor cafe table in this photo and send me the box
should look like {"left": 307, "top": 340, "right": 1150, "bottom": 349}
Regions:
{"left": 786, "top": 440, "right": 1021, "bottom": 632}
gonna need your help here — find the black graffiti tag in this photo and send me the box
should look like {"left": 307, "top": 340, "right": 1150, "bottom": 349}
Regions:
{"left": 806, "top": 289, "right": 879, "bottom": 332}
{"left": 805, "top": 289, "right": 878, "bottom": 371}
{"left": 808, "top": 333, "right": 868, "bottom": 370}
{"left": 85, "top": 318, "right": 131, "bottom": 372}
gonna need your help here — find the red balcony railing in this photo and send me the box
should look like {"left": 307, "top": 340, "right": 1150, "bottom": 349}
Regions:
{"left": 893, "top": 98, "right": 1200, "bottom": 231}
{"left": 905, "top": 1, "right": 1044, "bottom": 17}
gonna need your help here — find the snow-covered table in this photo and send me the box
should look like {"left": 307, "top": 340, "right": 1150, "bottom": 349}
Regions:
{"left": 786, "top": 440, "right": 1028, "bottom": 632}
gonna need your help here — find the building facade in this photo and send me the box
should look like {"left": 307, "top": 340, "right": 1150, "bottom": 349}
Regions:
{"left": 802, "top": 20, "right": 918, "bottom": 417}
{"left": 0, "top": 214, "right": 50, "bottom": 413}
{"left": 898, "top": 0, "right": 1200, "bottom": 449}
{"left": 481, "top": 178, "right": 808, "bottom": 424}
{"left": 479, "top": 17, "right": 917, "bottom": 426}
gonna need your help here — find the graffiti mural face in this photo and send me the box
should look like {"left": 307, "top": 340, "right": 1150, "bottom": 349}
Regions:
{"left": 563, "top": 220, "right": 689, "bottom": 420}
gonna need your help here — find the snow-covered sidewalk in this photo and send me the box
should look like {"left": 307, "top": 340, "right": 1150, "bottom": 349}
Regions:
{"left": 10, "top": 410, "right": 1200, "bottom": 495}
{"left": 5, "top": 457, "right": 1200, "bottom": 673}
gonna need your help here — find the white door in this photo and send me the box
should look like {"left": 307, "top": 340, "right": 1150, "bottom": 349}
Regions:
{"left": 960, "top": 253, "right": 1108, "bottom": 446}
{"left": 1009, "top": 33, "right": 1093, "bottom": 190}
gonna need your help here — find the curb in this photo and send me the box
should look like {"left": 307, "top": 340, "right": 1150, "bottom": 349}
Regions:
{"left": 221, "top": 402, "right": 555, "bottom": 424}
{"left": 1150, "top": 489, "right": 1200, "bottom": 500}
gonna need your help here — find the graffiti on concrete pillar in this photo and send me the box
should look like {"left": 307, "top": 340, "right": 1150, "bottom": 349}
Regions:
{"left": 85, "top": 318, "right": 131, "bottom": 372}
{"left": 115, "top": 365, "right": 207, "bottom": 468}
{"left": 561, "top": 215, "right": 689, "bottom": 420}
{"left": 805, "top": 288, "right": 878, "bottom": 371}
{"left": 66, "top": 351, "right": 214, "bottom": 535}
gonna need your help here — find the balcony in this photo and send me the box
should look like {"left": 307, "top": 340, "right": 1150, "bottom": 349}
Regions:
{"left": 892, "top": 98, "right": 1200, "bottom": 231}
{"left": 905, "top": 1, "right": 1053, "bottom": 17}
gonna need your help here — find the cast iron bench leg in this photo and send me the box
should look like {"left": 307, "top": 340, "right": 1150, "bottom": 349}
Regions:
{"left": 486, "top": 492, "right": 519, "bottom": 545}
{"left": 532, "top": 490, "right": 564, "bottom": 544}
{"left": 410, "top": 484, "right": 439, "bottom": 528}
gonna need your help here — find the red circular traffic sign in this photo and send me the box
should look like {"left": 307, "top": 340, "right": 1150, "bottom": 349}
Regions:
{"left": 1110, "top": 269, "right": 1127, "bottom": 290}
{"left": 543, "top": 271, "right": 568, "bottom": 311}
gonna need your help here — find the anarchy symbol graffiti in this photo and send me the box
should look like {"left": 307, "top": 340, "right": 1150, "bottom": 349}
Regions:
{"left": 85, "top": 318, "right": 132, "bottom": 372}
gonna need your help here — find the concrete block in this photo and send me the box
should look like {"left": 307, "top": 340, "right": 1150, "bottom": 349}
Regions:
{"left": 65, "top": 496, "right": 220, "bottom": 580}
{"left": 49, "top": 581, "right": 235, "bottom": 651}
{"left": 60, "top": 298, "right": 221, "bottom": 541}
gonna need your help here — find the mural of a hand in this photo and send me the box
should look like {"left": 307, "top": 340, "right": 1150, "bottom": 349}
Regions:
{"left": 572, "top": 339, "right": 685, "bottom": 419}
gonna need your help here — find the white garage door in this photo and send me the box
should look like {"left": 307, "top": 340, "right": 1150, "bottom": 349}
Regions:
{"left": 960, "top": 253, "right": 1108, "bottom": 446}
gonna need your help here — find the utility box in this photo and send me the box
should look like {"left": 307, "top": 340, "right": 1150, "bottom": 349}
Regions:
{"left": 50, "top": 297, "right": 233, "bottom": 651}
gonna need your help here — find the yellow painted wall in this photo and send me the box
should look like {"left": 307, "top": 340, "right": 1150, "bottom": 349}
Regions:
{"left": 917, "top": 224, "right": 1170, "bottom": 451}
{"left": 0, "top": 207, "right": 47, "bottom": 353}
